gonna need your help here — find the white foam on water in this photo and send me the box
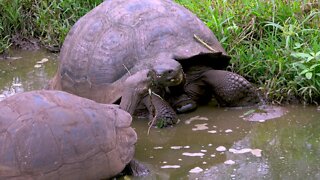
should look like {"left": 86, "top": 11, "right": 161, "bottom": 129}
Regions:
{"left": 224, "top": 160, "right": 236, "bottom": 165}
{"left": 229, "top": 148, "right": 252, "bottom": 154}
{"left": 251, "top": 149, "right": 262, "bottom": 157}
{"left": 185, "top": 116, "right": 209, "bottom": 124}
{"left": 34, "top": 64, "right": 42, "bottom": 68}
{"left": 37, "top": 58, "right": 49, "bottom": 64}
{"left": 192, "top": 123, "right": 209, "bottom": 131}
{"left": 182, "top": 152, "right": 205, "bottom": 157}
{"left": 171, "top": 146, "right": 182, "bottom": 150}
{"left": 216, "top": 146, "right": 227, "bottom": 152}
{"left": 229, "top": 148, "right": 263, "bottom": 157}
{"left": 161, "top": 165, "right": 181, "bottom": 169}
{"left": 189, "top": 167, "right": 203, "bottom": 173}
{"left": 12, "top": 83, "right": 22, "bottom": 87}
{"left": 208, "top": 130, "right": 217, "bottom": 134}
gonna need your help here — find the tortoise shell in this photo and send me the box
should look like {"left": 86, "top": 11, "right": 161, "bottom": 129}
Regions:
{"left": 50, "top": 0, "right": 230, "bottom": 103}
{"left": 0, "top": 90, "right": 136, "bottom": 179}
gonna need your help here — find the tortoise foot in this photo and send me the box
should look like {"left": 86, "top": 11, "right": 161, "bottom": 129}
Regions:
{"left": 144, "top": 92, "right": 179, "bottom": 128}
{"left": 153, "top": 114, "right": 178, "bottom": 128}
{"left": 175, "top": 101, "right": 197, "bottom": 114}
{"left": 170, "top": 94, "right": 198, "bottom": 114}
{"left": 149, "top": 107, "right": 178, "bottom": 128}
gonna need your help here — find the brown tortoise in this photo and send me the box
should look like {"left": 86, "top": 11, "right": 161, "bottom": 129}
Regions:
{"left": 0, "top": 70, "right": 152, "bottom": 180}
{"left": 49, "top": 0, "right": 259, "bottom": 127}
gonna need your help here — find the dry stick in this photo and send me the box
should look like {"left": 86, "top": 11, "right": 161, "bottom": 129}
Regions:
{"left": 122, "top": 64, "right": 131, "bottom": 76}
{"left": 147, "top": 89, "right": 157, "bottom": 135}
{"left": 193, "top": 34, "right": 218, "bottom": 53}
{"left": 147, "top": 90, "right": 165, "bottom": 134}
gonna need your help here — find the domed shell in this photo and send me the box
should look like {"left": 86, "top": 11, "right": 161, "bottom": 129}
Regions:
{"left": 52, "top": 0, "right": 230, "bottom": 103}
{"left": 0, "top": 90, "right": 136, "bottom": 179}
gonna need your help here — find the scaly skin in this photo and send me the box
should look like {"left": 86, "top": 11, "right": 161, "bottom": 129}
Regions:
{"left": 169, "top": 65, "right": 260, "bottom": 113}
{"left": 143, "top": 92, "right": 178, "bottom": 128}
{"left": 202, "top": 70, "right": 260, "bottom": 106}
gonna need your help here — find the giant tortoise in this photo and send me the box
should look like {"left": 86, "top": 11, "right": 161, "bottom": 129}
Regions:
{"left": 49, "top": 0, "right": 258, "bottom": 126}
{"left": 0, "top": 86, "right": 150, "bottom": 179}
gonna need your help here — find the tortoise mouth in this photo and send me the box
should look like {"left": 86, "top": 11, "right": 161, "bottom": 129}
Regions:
{"left": 155, "top": 68, "right": 184, "bottom": 87}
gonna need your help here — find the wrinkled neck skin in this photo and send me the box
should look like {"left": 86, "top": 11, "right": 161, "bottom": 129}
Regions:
{"left": 183, "top": 65, "right": 212, "bottom": 82}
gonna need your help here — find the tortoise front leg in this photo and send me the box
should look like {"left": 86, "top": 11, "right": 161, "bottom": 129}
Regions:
{"left": 142, "top": 92, "right": 178, "bottom": 128}
{"left": 202, "top": 70, "right": 260, "bottom": 107}
{"left": 120, "top": 70, "right": 152, "bottom": 114}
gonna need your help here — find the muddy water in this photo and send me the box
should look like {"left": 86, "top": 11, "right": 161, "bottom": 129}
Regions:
{"left": 133, "top": 105, "right": 320, "bottom": 180}
{"left": 1, "top": 50, "right": 319, "bottom": 179}
{"left": 0, "top": 49, "right": 57, "bottom": 100}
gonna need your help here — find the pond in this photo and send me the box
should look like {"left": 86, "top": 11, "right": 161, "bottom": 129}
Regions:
{"left": 0, "top": 50, "right": 319, "bottom": 179}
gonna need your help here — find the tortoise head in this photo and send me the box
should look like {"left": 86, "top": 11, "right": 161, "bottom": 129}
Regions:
{"left": 152, "top": 59, "right": 184, "bottom": 87}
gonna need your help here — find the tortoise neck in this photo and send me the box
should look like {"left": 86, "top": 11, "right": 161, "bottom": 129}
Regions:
{"left": 184, "top": 65, "right": 212, "bottom": 80}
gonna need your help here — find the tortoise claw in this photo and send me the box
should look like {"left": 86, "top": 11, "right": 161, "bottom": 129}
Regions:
{"left": 169, "top": 94, "right": 198, "bottom": 114}
{"left": 175, "top": 102, "right": 197, "bottom": 114}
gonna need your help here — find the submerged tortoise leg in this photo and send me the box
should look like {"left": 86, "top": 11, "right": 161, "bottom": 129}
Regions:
{"left": 202, "top": 70, "right": 260, "bottom": 107}
{"left": 142, "top": 92, "right": 178, "bottom": 128}
{"left": 167, "top": 92, "right": 198, "bottom": 114}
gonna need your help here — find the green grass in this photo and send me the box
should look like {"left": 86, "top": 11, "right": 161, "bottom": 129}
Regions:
{"left": 176, "top": 0, "right": 320, "bottom": 104}
{"left": 0, "top": 0, "right": 103, "bottom": 51}
{"left": 0, "top": 0, "right": 319, "bottom": 103}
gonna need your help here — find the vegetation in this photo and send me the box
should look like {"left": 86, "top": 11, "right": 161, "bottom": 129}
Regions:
{"left": 0, "top": 0, "right": 103, "bottom": 51}
{"left": 176, "top": 0, "right": 320, "bottom": 104}
{"left": 0, "top": 0, "right": 319, "bottom": 103}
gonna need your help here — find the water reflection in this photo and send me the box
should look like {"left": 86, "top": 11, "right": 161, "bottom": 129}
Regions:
{"left": 0, "top": 49, "right": 57, "bottom": 100}
{"left": 0, "top": 77, "right": 24, "bottom": 100}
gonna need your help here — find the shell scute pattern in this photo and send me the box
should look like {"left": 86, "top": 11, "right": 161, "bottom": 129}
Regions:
{"left": 49, "top": 0, "right": 231, "bottom": 107}
{"left": 0, "top": 91, "right": 136, "bottom": 179}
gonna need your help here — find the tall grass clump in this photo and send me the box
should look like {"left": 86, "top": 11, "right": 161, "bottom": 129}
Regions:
{"left": 176, "top": 0, "right": 320, "bottom": 104}
{"left": 0, "top": 0, "right": 103, "bottom": 52}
